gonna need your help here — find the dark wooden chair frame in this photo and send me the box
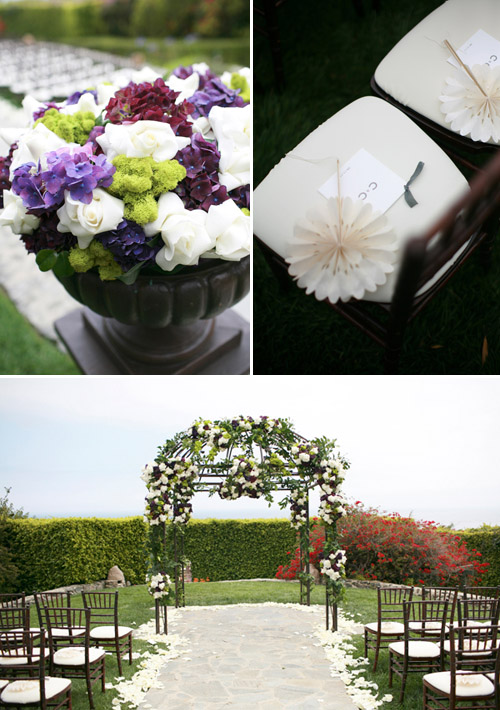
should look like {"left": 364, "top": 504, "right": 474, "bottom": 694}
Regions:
{"left": 0, "top": 629, "right": 72, "bottom": 710}
{"left": 81, "top": 591, "right": 132, "bottom": 676}
{"left": 255, "top": 149, "right": 500, "bottom": 374}
{"left": 34, "top": 592, "right": 82, "bottom": 652}
{"left": 0, "top": 594, "right": 26, "bottom": 609}
{"left": 423, "top": 624, "right": 500, "bottom": 710}
{"left": 0, "top": 606, "right": 30, "bottom": 633}
{"left": 463, "top": 587, "right": 500, "bottom": 601}
{"left": 422, "top": 587, "right": 459, "bottom": 626}
{"left": 363, "top": 585, "right": 414, "bottom": 671}
{"left": 45, "top": 606, "right": 105, "bottom": 710}
{"left": 389, "top": 600, "right": 449, "bottom": 702}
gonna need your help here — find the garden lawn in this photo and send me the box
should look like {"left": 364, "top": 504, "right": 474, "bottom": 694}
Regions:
{"left": 253, "top": 0, "right": 500, "bottom": 374}
{"left": 23, "top": 582, "right": 433, "bottom": 710}
{"left": 0, "top": 287, "right": 80, "bottom": 374}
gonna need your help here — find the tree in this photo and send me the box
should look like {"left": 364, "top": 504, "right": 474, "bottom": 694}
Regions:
{"left": 0, "top": 488, "right": 28, "bottom": 592}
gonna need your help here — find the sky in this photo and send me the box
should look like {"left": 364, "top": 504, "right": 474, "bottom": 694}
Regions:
{"left": 0, "top": 375, "right": 499, "bottom": 530}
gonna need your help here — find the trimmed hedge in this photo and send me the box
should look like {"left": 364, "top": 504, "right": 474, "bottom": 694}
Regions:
{"left": 458, "top": 526, "right": 500, "bottom": 586}
{"left": 6, "top": 517, "right": 296, "bottom": 593}
{"left": 185, "top": 519, "right": 296, "bottom": 581}
{"left": 7, "top": 517, "right": 148, "bottom": 592}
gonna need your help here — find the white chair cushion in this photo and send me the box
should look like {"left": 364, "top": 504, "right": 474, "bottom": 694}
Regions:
{"left": 0, "top": 680, "right": 9, "bottom": 691}
{"left": 51, "top": 627, "right": 86, "bottom": 639}
{"left": 409, "top": 621, "right": 444, "bottom": 633}
{"left": 53, "top": 646, "right": 105, "bottom": 666}
{"left": 374, "top": 0, "right": 500, "bottom": 144}
{"left": 389, "top": 640, "right": 441, "bottom": 658}
{"left": 365, "top": 621, "right": 405, "bottom": 634}
{"left": 90, "top": 625, "right": 132, "bottom": 640}
{"left": 0, "top": 647, "right": 50, "bottom": 666}
{"left": 443, "top": 638, "right": 496, "bottom": 655}
{"left": 253, "top": 96, "right": 468, "bottom": 303}
{"left": 0, "top": 677, "right": 71, "bottom": 704}
{"left": 423, "top": 671, "right": 495, "bottom": 697}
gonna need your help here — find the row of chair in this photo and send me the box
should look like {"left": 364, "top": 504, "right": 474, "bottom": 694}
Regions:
{"left": 364, "top": 585, "right": 500, "bottom": 708}
{"left": 0, "top": 591, "right": 133, "bottom": 710}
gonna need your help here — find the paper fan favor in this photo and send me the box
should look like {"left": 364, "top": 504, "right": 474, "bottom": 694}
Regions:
{"left": 440, "top": 64, "right": 500, "bottom": 143}
{"left": 285, "top": 196, "right": 397, "bottom": 304}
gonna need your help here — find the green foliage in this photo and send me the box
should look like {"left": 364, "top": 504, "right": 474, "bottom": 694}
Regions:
{"left": 130, "top": 0, "right": 248, "bottom": 38}
{"left": 184, "top": 519, "right": 297, "bottom": 581}
{"left": 69, "top": 241, "right": 123, "bottom": 281}
{"left": 0, "top": 488, "right": 28, "bottom": 592}
{"left": 6, "top": 517, "right": 148, "bottom": 593}
{"left": 35, "top": 109, "right": 95, "bottom": 145}
{"left": 458, "top": 526, "right": 500, "bottom": 586}
{"left": 0, "top": 1, "right": 103, "bottom": 41}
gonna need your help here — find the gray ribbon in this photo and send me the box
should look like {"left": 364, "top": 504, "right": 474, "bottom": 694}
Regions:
{"left": 404, "top": 161, "right": 424, "bottom": 207}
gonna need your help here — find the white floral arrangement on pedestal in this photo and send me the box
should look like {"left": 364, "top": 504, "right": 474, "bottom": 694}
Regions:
{"left": 147, "top": 572, "right": 173, "bottom": 600}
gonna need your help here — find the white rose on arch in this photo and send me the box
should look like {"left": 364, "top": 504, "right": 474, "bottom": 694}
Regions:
{"left": 96, "top": 120, "right": 190, "bottom": 162}
{"left": 203, "top": 199, "right": 250, "bottom": 261}
{"left": 144, "top": 192, "right": 214, "bottom": 271}
{"left": 0, "top": 189, "right": 40, "bottom": 235}
{"left": 56, "top": 188, "right": 125, "bottom": 249}
{"left": 208, "top": 104, "right": 250, "bottom": 190}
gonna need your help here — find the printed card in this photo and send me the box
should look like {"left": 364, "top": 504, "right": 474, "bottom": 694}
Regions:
{"left": 318, "top": 148, "right": 405, "bottom": 214}
{"left": 448, "top": 29, "right": 500, "bottom": 70}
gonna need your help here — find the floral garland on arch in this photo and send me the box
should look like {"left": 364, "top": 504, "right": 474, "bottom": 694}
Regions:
{"left": 141, "top": 415, "right": 350, "bottom": 624}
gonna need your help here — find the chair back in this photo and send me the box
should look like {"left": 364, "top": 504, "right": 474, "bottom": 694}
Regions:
{"left": 458, "top": 597, "right": 500, "bottom": 626}
{"left": 0, "top": 606, "right": 29, "bottom": 632}
{"left": 0, "top": 593, "right": 26, "bottom": 608}
{"left": 422, "top": 586, "right": 458, "bottom": 622}
{"left": 34, "top": 592, "right": 71, "bottom": 629}
{"left": 0, "top": 630, "right": 48, "bottom": 707}
{"left": 404, "top": 599, "right": 449, "bottom": 644}
{"left": 448, "top": 623, "right": 500, "bottom": 677}
{"left": 463, "top": 586, "right": 500, "bottom": 600}
{"left": 44, "top": 607, "right": 91, "bottom": 664}
{"left": 393, "top": 150, "right": 500, "bottom": 316}
{"left": 377, "top": 586, "right": 413, "bottom": 625}
{"left": 82, "top": 590, "right": 119, "bottom": 627}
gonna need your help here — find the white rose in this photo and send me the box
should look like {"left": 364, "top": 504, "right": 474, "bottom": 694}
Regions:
{"left": 203, "top": 199, "right": 250, "bottom": 261}
{"left": 209, "top": 104, "right": 250, "bottom": 190}
{"left": 165, "top": 72, "right": 199, "bottom": 103}
{"left": 97, "top": 83, "right": 120, "bottom": 107}
{"left": 9, "top": 123, "right": 73, "bottom": 178}
{"left": 188, "top": 116, "right": 214, "bottom": 141}
{"left": 96, "top": 120, "right": 190, "bottom": 162}
{"left": 131, "top": 66, "right": 164, "bottom": 84}
{"left": 144, "top": 192, "right": 214, "bottom": 271}
{"left": 299, "top": 453, "right": 310, "bottom": 462}
{"left": 0, "top": 189, "right": 40, "bottom": 235}
{"left": 56, "top": 188, "right": 125, "bottom": 249}
{"left": 60, "top": 92, "right": 103, "bottom": 118}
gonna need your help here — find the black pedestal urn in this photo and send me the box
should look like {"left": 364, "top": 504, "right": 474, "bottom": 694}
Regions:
{"left": 54, "top": 256, "right": 250, "bottom": 375}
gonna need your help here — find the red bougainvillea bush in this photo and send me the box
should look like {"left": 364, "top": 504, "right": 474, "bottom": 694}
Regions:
{"left": 277, "top": 502, "right": 489, "bottom": 587}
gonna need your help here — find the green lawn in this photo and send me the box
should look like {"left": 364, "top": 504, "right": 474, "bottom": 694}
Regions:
{"left": 22, "top": 582, "right": 441, "bottom": 710}
{"left": 0, "top": 287, "right": 80, "bottom": 375}
{"left": 253, "top": 0, "right": 500, "bottom": 374}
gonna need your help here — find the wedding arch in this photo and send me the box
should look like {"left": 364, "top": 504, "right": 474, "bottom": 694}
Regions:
{"left": 141, "top": 415, "right": 349, "bottom": 630}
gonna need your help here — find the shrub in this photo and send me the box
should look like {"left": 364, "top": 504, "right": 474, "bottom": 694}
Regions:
{"left": 458, "top": 526, "right": 500, "bottom": 586}
{"left": 276, "top": 503, "right": 489, "bottom": 587}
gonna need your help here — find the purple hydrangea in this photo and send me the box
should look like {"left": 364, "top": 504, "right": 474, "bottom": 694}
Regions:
{"left": 32, "top": 102, "right": 60, "bottom": 122}
{"left": 189, "top": 78, "right": 245, "bottom": 118}
{"left": 20, "top": 212, "right": 77, "bottom": 255}
{"left": 86, "top": 125, "right": 105, "bottom": 154}
{"left": 229, "top": 185, "right": 250, "bottom": 211}
{"left": 174, "top": 133, "right": 229, "bottom": 210}
{"left": 11, "top": 146, "right": 116, "bottom": 214}
{"left": 65, "top": 89, "right": 98, "bottom": 106}
{"left": 97, "top": 220, "right": 159, "bottom": 270}
{"left": 175, "top": 133, "right": 221, "bottom": 178}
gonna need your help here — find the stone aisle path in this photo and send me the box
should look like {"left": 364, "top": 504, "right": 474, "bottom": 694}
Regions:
{"left": 143, "top": 604, "right": 359, "bottom": 710}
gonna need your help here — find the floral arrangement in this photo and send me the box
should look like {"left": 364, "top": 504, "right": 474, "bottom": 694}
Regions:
{"left": 147, "top": 572, "right": 172, "bottom": 600}
{"left": 141, "top": 457, "right": 198, "bottom": 526}
{"left": 219, "top": 456, "right": 265, "bottom": 499}
{"left": 0, "top": 63, "right": 250, "bottom": 284}
{"left": 320, "top": 549, "right": 347, "bottom": 581}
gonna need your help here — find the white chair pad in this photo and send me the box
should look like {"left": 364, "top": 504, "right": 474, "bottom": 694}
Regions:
{"left": 54, "top": 646, "right": 105, "bottom": 666}
{"left": 0, "top": 680, "right": 9, "bottom": 691}
{"left": 90, "top": 625, "right": 132, "bottom": 640}
{"left": 443, "top": 639, "right": 496, "bottom": 655}
{"left": 253, "top": 96, "right": 468, "bottom": 304}
{"left": 374, "top": 0, "right": 500, "bottom": 144}
{"left": 423, "top": 671, "right": 494, "bottom": 697}
{"left": 389, "top": 640, "right": 441, "bottom": 658}
{"left": 365, "top": 621, "right": 405, "bottom": 634}
{"left": 51, "top": 627, "right": 86, "bottom": 639}
{"left": 0, "top": 677, "right": 71, "bottom": 704}
{"left": 409, "top": 621, "right": 444, "bottom": 633}
{"left": 0, "top": 648, "right": 50, "bottom": 666}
